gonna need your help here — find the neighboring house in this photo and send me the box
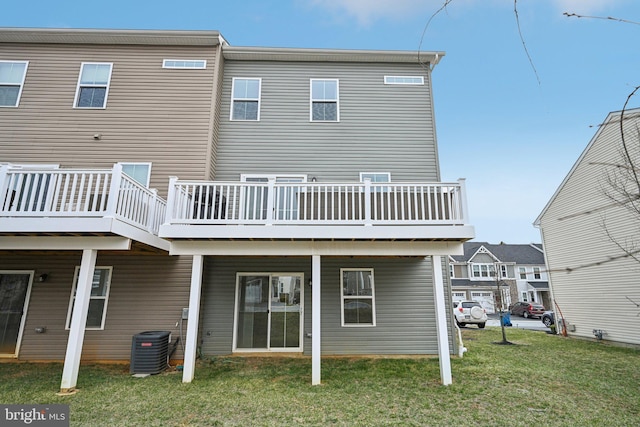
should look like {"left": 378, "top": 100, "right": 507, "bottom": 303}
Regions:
{"left": 449, "top": 242, "right": 548, "bottom": 313}
{"left": 0, "top": 28, "right": 475, "bottom": 391}
{"left": 0, "top": 28, "right": 226, "bottom": 392}
{"left": 535, "top": 108, "right": 640, "bottom": 347}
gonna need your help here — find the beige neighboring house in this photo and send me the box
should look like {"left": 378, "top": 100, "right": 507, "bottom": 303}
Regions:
{"left": 0, "top": 28, "right": 226, "bottom": 393}
{"left": 535, "top": 108, "right": 640, "bottom": 346}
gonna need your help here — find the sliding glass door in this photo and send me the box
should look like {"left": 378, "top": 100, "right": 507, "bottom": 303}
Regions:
{"left": 235, "top": 273, "right": 303, "bottom": 351}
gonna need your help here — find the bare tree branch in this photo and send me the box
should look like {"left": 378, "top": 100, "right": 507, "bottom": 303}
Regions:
{"left": 617, "top": 86, "right": 640, "bottom": 197}
{"left": 563, "top": 12, "right": 640, "bottom": 26}
{"left": 603, "top": 223, "right": 640, "bottom": 264}
{"left": 514, "top": 0, "right": 540, "bottom": 85}
{"left": 418, "top": 0, "right": 454, "bottom": 68}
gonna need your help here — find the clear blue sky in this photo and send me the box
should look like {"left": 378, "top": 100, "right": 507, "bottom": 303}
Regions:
{"left": 2, "top": 0, "right": 639, "bottom": 244}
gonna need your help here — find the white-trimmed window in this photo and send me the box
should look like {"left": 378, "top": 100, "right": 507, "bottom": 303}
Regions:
{"left": 360, "top": 172, "right": 390, "bottom": 192}
{"left": 500, "top": 264, "right": 508, "bottom": 278}
{"left": 384, "top": 76, "right": 424, "bottom": 85}
{"left": 472, "top": 263, "right": 495, "bottom": 278}
{"left": 310, "top": 79, "right": 339, "bottom": 122}
{"left": 0, "top": 61, "right": 28, "bottom": 107}
{"left": 74, "top": 63, "right": 113, "bottom": 109}
{"left": 66, "top": 267, "right": 112, "bottom": 330}
{"left": 449, "top": 263, "right": 455, "bottom": 278}
{"left": 341, "top": 268, "right": 375, "bottom": 326}
{"left": 241, "top": 174, "right": 306, "bottom": 220}
{"left": 162, "top": 59, "right": 206, "bottom": 69}
{"left": 121, "top": 162, "right": 151, "bottom": 187}
{"left": 519, "top": 267, "right": 527, "bottom": 279}
{"left": 533, "top": 267, "right": 541, "bottom": 280}
{"left": 231, "top": 78, "right": 261, "bottom": 121}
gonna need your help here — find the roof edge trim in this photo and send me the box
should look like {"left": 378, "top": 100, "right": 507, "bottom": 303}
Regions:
{"left": 0, "top": 27, "right": 224, "bottom": 46}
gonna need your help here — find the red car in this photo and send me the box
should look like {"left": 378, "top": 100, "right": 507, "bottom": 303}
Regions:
{"left": 510, "top": 301, "right": 545, "bottom": 318}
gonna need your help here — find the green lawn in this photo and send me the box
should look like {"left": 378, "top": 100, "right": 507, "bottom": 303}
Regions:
{"left": 1, "top": 328, "right": 638, "bottom": 426}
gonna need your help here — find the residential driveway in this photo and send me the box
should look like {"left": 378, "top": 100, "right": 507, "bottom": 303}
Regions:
{"left": 485, "top": 313, "right": 550, "bottom": 331}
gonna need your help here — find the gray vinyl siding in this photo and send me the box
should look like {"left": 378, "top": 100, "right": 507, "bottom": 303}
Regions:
{"left": 0, "top": 253, "right": 191, "bottom": 360}
{"left": 470, "top": 253, "right": 494, "bottom": 263}
{"left": 199, "top": 256, "right": 454, "bottom": 356}
{"left": 208, "top": 50, "right": 225, "bottom": 180}
{"left": 216, "top": 61, "right": 439, "bottom": 182}
{"left": 539, "top": 112, "right": 640, "bottom": 346}
{"left": 0, "top": 43, "right": 219, "bottom": 196}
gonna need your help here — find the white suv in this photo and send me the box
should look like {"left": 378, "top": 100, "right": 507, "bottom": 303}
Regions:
{"left": 453, "top": 301, "right": 488, "bottom": 329}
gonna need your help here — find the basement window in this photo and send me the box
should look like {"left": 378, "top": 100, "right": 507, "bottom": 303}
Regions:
{"left": 341, "top": 268, "right": 376, "bottom": 327}
{"left": 66, "top": 267, "right": 112, "bottom": 330}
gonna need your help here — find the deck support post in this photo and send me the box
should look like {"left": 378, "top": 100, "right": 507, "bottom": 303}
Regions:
{"left": 60, "top": 248, "right": 98, "bottom": 393}
{"left": 183, "top": 255, "right": 204, "bottom": 383}
{"left": 432, "top": 255, "right": 452, "bottom": 385}
{"left": 311, "top": 255, "right": 321, "bottom": 385}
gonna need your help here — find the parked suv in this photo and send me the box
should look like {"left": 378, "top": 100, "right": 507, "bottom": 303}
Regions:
{"left": 510, "top": 301, "right": 545, "bottom": 318}
{"left": 453, "top": 301, "right": 487, "bottom": 328}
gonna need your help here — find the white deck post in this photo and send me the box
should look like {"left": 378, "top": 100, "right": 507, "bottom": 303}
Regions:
{"left": 312, "top": 255, "right": 321, "bottom": 385}
{"left": 183, "top": 255, "right": 204, "bottom": 383}
{"left": 363, "top": 179, "right": 372, "bottom": 226}
{"left": 60, "top": 249, "right": 97, "bottom": 393}
{"left": 0, "top": 164, "right": 9, "bottom": 209}
{"left": 266, "top": 178, "right": 276, "bottom": 225}
{"left": 106, "top": 163, "right": 123, "bottom": 217}
{"left": 165, "top": 176, "right": 178, "bottom": 225}
{"left": 432, "top": 255, "right": 452, "bottom": 385}
{"left": 457, "top": 178, "right": 469, "bottom": 223}
{"left": 147, "top": 188, "right": 158, "bottom": 233}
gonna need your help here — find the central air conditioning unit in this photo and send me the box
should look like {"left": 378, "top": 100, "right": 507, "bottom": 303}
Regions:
{"left": 130, "top": 331, "right": 171, "bottom": 375}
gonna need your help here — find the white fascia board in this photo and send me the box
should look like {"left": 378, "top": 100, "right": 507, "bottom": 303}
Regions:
{"left": 110, "top": 221, "right": 170, "bottom": 252}
{"left": 0, "top": 236, "right": 130, "bottom": 250}
{"left": 168, "top": 240, "right": 464, "bottom": 256}
{"left": 0, "top": 217, "right": 115, "bottom": 234}
{"left": 160, "top": 225, "right": 476, "bottom": 241}
{"left": 0, "top": 218, "right": 169, "bottom": 251}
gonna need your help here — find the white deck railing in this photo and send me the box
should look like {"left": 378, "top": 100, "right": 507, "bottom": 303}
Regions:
{"left": 166, "top": 178, "right": 469, "bottom": 226}
{"left": 0, "top": 164, "right": 167, "bottom": 235}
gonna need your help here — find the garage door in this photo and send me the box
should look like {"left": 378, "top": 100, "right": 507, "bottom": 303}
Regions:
{"left": 471, "top": 291, "right": 495, "bottom": 314}
{"left": 452, "top": 292, "right": 466, "bottom": 302}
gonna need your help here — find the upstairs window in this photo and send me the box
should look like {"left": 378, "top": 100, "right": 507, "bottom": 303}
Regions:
{"left": 231, "top": 78, "right": 261, "bottom": 121}
{"left": 360, "top": 172, "right": 390, "bottom": 192}
{"left": 74, "top": 63, "right": 113, "bottom": 109}
{"left": 310, "top": 79, "right": 339, "bottom": 122}
{"left": 500, "top": 264, "right": 508, "bottom": 278}
{"left": 0, "top": 61, "right": 28, "bottom": 107}
{"left": 472, "top": 263, "right": 495, "bottom": 278}
{"left": 533, "top": 267, "right": 542, "bottom": 280}
{"left": 121, "top": 163, "right": 151, "bottom": 187}
{"left": 519, "top": 267, "right": 527, "bottom": 279}
{"left": 162, "top": 59, "right": 206, "bottom": 69}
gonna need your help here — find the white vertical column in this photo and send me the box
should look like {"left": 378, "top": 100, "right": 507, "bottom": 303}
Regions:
{"left": 182, "top": 255, "right": 204, "bottom": 383}
{"left": 432, "top": 255, "right": 452, "bottom": 385}
{"left": 60, "top": 249, "right": 97, "bottom": 393}
{"left": 311, "top": 255, "right": 321, "bottom": 385}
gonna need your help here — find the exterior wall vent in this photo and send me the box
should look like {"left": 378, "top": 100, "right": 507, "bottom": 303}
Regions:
{"left": 130, "top": 331, "right": 171, "bottom": 374}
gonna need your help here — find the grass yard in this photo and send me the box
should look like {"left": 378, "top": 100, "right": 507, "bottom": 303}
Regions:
{"left": 0, "top": 328, "right": 638, "bottom": 426}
